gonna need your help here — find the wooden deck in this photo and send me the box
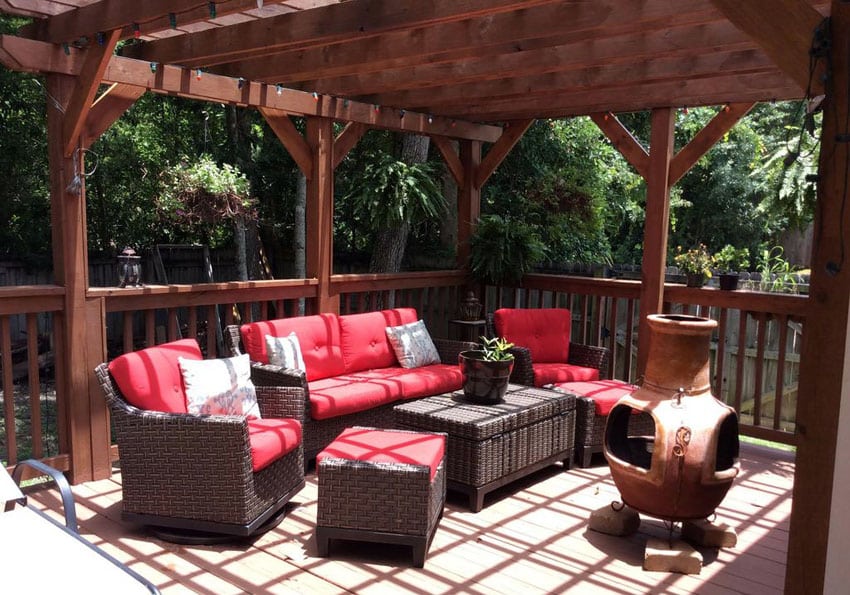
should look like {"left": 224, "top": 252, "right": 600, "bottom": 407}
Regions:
{"left": 26, "top": 443, "right": 794, "bottom": 594}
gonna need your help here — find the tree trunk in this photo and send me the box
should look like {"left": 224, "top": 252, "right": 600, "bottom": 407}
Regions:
{"left": 294, "top": 172, "right": 307, "bottom": 314}
{"left": 368, "top": 134, "right": 430, "bottom": 274}
{"left": 234, "top": 217, "right": 248, "bottom": 281}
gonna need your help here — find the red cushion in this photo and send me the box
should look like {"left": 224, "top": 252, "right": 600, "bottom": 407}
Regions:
{"left": 240, "top": 314, "right": 344, "bottom": 381}
{"left": 307, "top": 375, "right": 401, "bottom": 420}
{"left": 389, "top": 364, "right": 464, "bottom": 400}
{"left": 107, "top": 339, "right": 201, "bottom": 413}
{"left": 247, "top": 418, "right": 302, "bottom": 472}
{"left": 532, "top": 362, "right": 599, "bottom": 386}
{"left": 380, "top": 307, "right": 418, "bottom": 327}
{"left": 494, "top": 308, "right": 572, "bottom": 363}
{"left": 553, "top": 379, "right": 636, "bottom": 416}
{"left": 317, "top": 427, "right": 445, "bottom": 481}
{"left": 339, "top": 311, "right": 400, "bottom": 373}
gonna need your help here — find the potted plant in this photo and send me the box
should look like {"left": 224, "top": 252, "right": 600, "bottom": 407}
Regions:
{"left": 713, "top": 245, "right": 750, "bottom": 290}
{"left": 458, "top": 336, "right": 515, "bottom": 404}
{"left": 673, "top": 244, "right": 714, "bottom": 288}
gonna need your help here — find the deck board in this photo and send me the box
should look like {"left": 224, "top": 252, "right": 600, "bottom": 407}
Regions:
{"left": 25, "top": 443, "right": 794, "bottom": 594}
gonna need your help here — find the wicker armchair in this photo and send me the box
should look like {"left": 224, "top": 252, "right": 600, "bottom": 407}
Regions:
{"left": 485, "top": 309, "right": 610, "bottom": 386}
{"left": 95, "top": 349, "right": 306, "bottom": 541}
{"left": 226, "top": 324, "right": 476, "bottom": 462}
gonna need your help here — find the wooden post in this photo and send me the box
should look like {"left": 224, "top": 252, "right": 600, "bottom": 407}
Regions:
{"left": 457, "top": 140, "right": 481, "bottom": 269}
{"left": 637, "top": 108, "right": 675, "bottom": 376}
{"left": 46, "top": 74, "right": 110, "bottom": 483}
{"left": 305, "top": 116, "right": 338, "bottom": 314}
{"left": 787, "top": 3, "right": 850, "bottom": 592}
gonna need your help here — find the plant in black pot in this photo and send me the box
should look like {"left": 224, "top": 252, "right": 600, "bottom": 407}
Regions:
{"left": 459, "top": 336, "right": 515, "bottom": 404}
{"left": 713, "top": 245, "right": 750, "bottom": 290}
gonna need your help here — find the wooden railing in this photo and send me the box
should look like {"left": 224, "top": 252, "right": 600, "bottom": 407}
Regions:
{"left": 1, "top": 271, "right": 806, "bottom": 472}
{"left": 0, "top": 285, "right": 67, "bottom": 468}
{"left": 489, "top": 274, "right": 808, "bottom": 445}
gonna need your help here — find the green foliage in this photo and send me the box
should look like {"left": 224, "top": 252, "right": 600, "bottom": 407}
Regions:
{"left": 479, "top": 336, "right": 515, "bottom": 362}
{"left": 469, "top": 214, "right": 547, "bottom": 286}
{"left": 156, "top": 155, "right": 256, "bottom": 246}
{"left": 713, "top": 245, "right": 750, "bottom": 272}
{"left": 753, "top": 246, "right": 799, "bottom": 293}
{"left": 345, "top": 150, "right": 446, "bottom": 230}
{"left": 674, "top": 244, "right": 714, "bottom": 278}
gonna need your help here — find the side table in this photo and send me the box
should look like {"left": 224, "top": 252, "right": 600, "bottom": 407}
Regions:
{"left": 448, "top": 318, "right": 487, "bottom": 344}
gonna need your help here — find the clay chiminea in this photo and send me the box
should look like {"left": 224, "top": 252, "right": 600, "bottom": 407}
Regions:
{"left": 604, "top": 314, "right": 740, "bottom": 521}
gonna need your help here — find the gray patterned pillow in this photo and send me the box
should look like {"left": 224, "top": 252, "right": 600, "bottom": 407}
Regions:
{"left": 385, "top": 320, "right": 441, "bottom": 369}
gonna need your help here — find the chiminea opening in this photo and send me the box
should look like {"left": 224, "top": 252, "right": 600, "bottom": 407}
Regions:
{"left": 716, "top": 413, "right": 740, "bottom": 472}
{"left": 605, "top": 404, "right": 655, "bottom": 471}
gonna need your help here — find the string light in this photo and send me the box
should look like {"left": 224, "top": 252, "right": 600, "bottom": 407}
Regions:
{"left": 723, "top": 105, "right": 730, "bottom": 113}
{"left": 451, "top": 120, "right": 456, "bottom": 128}
{"left": 149, "top": 62, "right": 158, "bottom": 73}
{"left": 208, "top": 2, "right": 216, "bottom": 18}
{"left": 238, "top": 77, "right": 246, "bottom": 89}
{"left": 169, "top": 13, "right": 177, "bottom": 29}
{"left": 373, "top": 104, "right": 381, "bottom": 113}
{"left": 603, "top": 113, "right": 610, "bottom": 121}
{"left": 343, "top": 99, "right": 349, "bottom": 107}
{"left": 195, "top": 68, "right": 203, "bottom": 80}
{"left": 62, "top": 42, "right": 70, "bottom": 55}
{"left": 96, "top": 32, "right": 105, "bottom": 46}
{"left": 682, "top": 106, "right": 689, "bottom": 115}
{"left": 427, "top": 114, "right": 433, "bottom": 124}
{"left": 312, "top": 91, "right": 319, "bottom": 101}
{"left": 399, "top": 109, "right": 406, "bottom": 119}
{"left": 275, "top": 84, "right": 283, "bottom": 96}
{"left": 132, "top": 23, "right": 141, "bottom": 39}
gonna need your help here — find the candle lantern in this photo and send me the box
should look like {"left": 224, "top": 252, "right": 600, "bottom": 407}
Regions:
{"left": 117, "top": 247, "right": 142, "bottom": 288}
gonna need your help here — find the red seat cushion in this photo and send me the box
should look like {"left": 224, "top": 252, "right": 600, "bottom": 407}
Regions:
{"left": 240, "top": 314, "right": 345, "bottom": 381}
{"left": 247, "top": 418, "right": 302, "bottom": 472}
{"left": 494, "top": 308, "right": 572, "bottom": 363}
{"left": 317, "top": 427, "right": 445, "bottom": 481}
{"left": 532, "top": 362, "right": 599, "bottom": 387}
{"left": 107, "top": 339, "right": 201, "bottom": 413}
{"left": 553, "top": 379, "right": 636, "bottom": 416}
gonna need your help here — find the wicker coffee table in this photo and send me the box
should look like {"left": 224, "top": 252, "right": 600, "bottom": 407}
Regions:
{"left": 394, "top": 384, "right": 575, "bottom": 512}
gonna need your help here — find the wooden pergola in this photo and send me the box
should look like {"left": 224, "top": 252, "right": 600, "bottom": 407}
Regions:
{"left": 0, "top": 1, "right": 847, "bottom": 592}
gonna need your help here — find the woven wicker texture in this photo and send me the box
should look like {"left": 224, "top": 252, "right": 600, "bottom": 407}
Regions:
{"left": 317, "top": 428, "right": 446, "bottom": 537}
{"left": 94, "top": 363, "right": 305, "bottom": 529}
{"left": 227, "top": 321, "right": 476, "bottom": 462}
{"left": 395, "top": 386, "right": 575, "bottom": 487}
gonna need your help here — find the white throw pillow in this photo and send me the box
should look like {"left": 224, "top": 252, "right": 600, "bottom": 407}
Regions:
{"left": 385, "top": 320, "right": 441, "bottom": 369}
{"left": 178, "top": 353, "right": 262, "bottom": 418}
{"left": 265, "top": 332, "right": 306, "bottom": 372}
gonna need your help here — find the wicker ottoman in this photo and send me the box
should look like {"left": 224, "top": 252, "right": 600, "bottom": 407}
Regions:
{"left": 549, "top": 380, "right": 655, "bottom": 468}
{"left": 315, "top": 427, "right": 446, "bottom": 568}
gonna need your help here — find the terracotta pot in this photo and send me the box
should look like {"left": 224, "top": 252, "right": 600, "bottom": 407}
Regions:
{"left": 603, "top": 314, "right": 740, "bottom": 521}
{"left": 459, "top": 350, "right": 514, "bottom": 404}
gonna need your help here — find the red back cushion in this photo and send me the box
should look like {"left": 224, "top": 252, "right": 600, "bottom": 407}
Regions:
{"left": 494, "top": 308, "right": 572, "bottom": 363}
{"left": 317, "top": 427, "right": 445, "bottom": 481}
{"left": 340, "top": 309, "right": 416, "bottom": 373}
{"left": 240, "top": 314, "right": 344, "bottom": 381}
{"left": 107, "top": 339, "right": 201, "bottom": 413}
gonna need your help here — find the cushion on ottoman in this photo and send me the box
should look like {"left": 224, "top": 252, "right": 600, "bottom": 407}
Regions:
{"left": 317, "top": 427, "right": 444, "bottom": 480}
{"left": 553, "top": 379, "right": 636, "bottom": 416}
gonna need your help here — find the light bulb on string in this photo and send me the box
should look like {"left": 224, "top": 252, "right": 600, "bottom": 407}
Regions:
{"left": 276, "top": 84, "right": 283, "bottom": 96}
{"left": 132, "top": 23, "right": 141, "bottom": 39}
{"left": 238, "top": 77, "right": 246, "bottom": 90}
{"left": 195, "top": 68, "right": 203, "bottom": 80}
{"left": 149, "top": 62, "right": 158, "bottom": 73}
{"left": 208, "top": 2, "right": 216, "bottom": 18}
{"left": 169, "top": 13, "right": 177, "bottom": 29}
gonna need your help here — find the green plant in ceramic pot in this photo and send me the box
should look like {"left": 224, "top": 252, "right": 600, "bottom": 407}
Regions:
{"left": 459, "top": 336, "right": 515, "bottom": 404}
{"left": 713, "top": 245, "right": 750, "bottom": 290}
{"left": 673, "top": 244, "right": 714, "bottom": 287}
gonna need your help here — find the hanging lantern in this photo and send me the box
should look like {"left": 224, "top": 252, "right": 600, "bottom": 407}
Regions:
{"left": 117, "top": 247, "right": 143, "bottom": 288}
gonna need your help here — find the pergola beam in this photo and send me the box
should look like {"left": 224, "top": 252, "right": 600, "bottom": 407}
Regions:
{"left": 62, "top": 28, "right": 120, "bottom": 157}
{"left": 259, "top": 108, "right": 313, "bottom": 179}
{"left": 590, "top": 113, "right": 650, "bottom": 179}
{"left": 20, "top": 1, "right": 293, "bottom": 43}
{"left": 476, "top": 119, "right": 533, "bottom": 188}
{"left": 123, "top": 0, "right": 559, "bottom": 67}
{"left": 83, "top": 82, "right": 144, "bottom": 146}
{"left": 333, "top": 122, "right": 367, "bottom": 170}
{"left": 669, "top": 102, "right": 756, "bottom": 185}
{"left": 432, "top": 136, "right": 464, "bottom": 186}
{"left": 0, "top": 35, "right": 502, "bottom": 142}
{"left": 710, "top": 0, "right": 826, "bottom": 95}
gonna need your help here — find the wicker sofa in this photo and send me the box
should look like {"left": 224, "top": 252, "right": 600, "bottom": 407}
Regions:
{"left": 226, "top": 308, "right": 475, "bottom": 461}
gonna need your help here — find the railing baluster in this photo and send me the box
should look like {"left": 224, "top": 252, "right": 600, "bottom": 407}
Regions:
{"left": 187, "top": 306, "right": 198, "bottom": 342}
{"left": 607, "top": 297, "right": 618, "bottom": 380}
{"left": 1, "top": 315, "right": 18, "bottom": 465}
{"left": 123, "top": 311, "right": 134, "bottom": 354}
{"left": 27, "top": 313, "right": 43, "bottom": 459}
{"left": 753, "top": 314, "right": 767, "bottom": 427}
{"left": 206, "top": 305, "right": 217, "bottom": 357}
{"left": 734, "top": 311, "right": 748, "bottom": 415}
{"left": 145, "top": 310, "right": 155, "bottom": 347}
{"left": 624, "top": 298, "right": 635, "bottom": 382}
{"left": 715, "top": 308, "right": 729, "bottom": 401}
{"left": 774, "top": 314, "right": 789, "bottom": 431}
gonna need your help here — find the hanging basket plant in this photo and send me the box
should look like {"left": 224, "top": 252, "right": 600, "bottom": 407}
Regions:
{"left": 469, "top": 214, "right": 547, "bottom": 286}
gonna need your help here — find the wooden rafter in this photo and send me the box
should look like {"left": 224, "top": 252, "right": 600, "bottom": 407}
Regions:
{"left": 82, "top": 82, "right": 144, "bottom": 146}
{"left": 122, "top": 0, "right": 559, "bottom": 67}
{"left": 0, "top": 35, "right": 501, "bottom": 142}
{"left": 62, "top": 28, "right": 120, "bottom": 157}
{"left": 20, "top": 1, "right": 292, "bottom": 44}
{"left": 333, "top": 122, "right": 367, "bottom": 170}
{"left": 669, "top": 102, "right": 756, "bottom": 185}
{"left": 259, "top": 108, "right": 313, "bottom": 179}
{"left": 432, "top": 136, "right": 463, "bottom": 186}
{"left": 710, "top": 0, "right": 826, "bottom": 95}
{"left": 476, "top": 119, "right": 533, "bottom": 189}
{"left": 590, "top": 113, "right": 650, "bottom": 179}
